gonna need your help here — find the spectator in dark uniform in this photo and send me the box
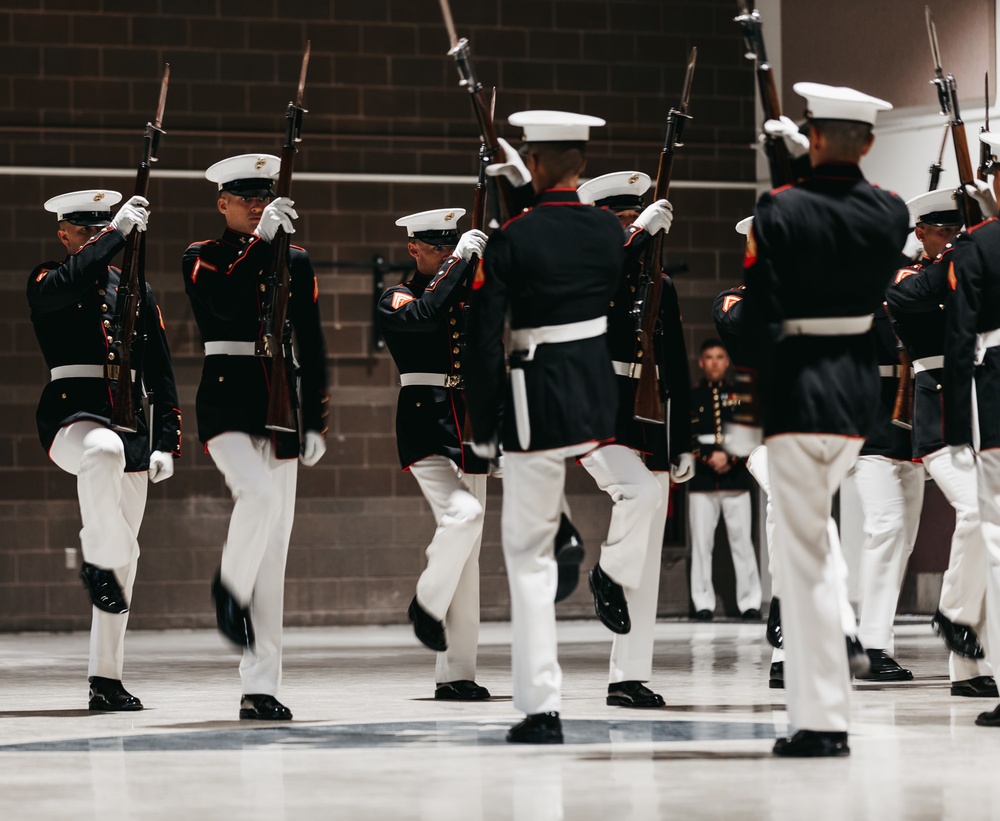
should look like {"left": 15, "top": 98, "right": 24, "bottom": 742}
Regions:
{"left": 742, "top": 83, "right": 909, "bottom": 756}
{"left": 28, "top": 189, "right": 181, "bottom": 711}
{"left": 944, "top": 131, "right": 1000, "bottom": 726}
{"left": 887, "top": 188, "right": 995, "bottom": 698}
{"left": 376, "top": 207, "right": 492, "bottom": 701}
{"left": 466, "top": 110, "right": 671, "bottom": 743}
{"left": 183, "top": 154, "right": 328, "bottom": 721}
{"left": 687, "top": 339, "right": 761, "bottom": 621}
{"left": 576, "top": 171, "right": 694, "bottom": 709}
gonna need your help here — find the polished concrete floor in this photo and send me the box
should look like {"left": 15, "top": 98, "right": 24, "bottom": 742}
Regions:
{"left": 0, "top": 618, "right": 997, "bottom": 820}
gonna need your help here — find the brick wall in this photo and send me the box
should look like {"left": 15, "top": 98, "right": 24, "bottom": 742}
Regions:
{"left": 0, "top": 0, "right": 757, "bottom": 631}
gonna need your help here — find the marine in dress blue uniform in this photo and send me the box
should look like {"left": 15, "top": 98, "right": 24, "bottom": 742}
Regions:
{"left": 376, "top": 208, "right": 492, "bottom": 701}
{"left": 576, "top": 171, "right": 694, "bottom": 709}
{"left": 464, "top": 110, "right": 631, "bottom": 743}
{"left": 886, "top": 188, "right": 994, "bottom": 696}
{"left": 28, "top": 189, "right": 181, "bottom": 711}
{"left": 685, "top": 339, "right": 762, "bottom": 621}
{"left": 742, "top": 84, "right": 910, "bottom": 756}
{"left": 182, "top": 154, "right": 329, "bottom": 721}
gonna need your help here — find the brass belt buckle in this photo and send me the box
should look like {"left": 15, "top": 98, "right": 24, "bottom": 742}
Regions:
{"left": 105, "top": 364, "right": 120, "bottom": 381}
{"left": 445, "top": 374, "right": 463, "bottom": 389}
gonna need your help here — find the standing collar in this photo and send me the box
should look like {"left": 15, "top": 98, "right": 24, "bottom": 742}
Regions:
{"left": 809, "top": 163, "right": 865, "bottom": 181}
{"left": 534, "top": 187, "right": 583, "bottom": 206}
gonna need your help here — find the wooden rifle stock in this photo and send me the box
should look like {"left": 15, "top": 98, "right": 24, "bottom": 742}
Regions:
{"left": 110, "top": 64, "right": 169, "bottom": 433}
{"left": 735, "top": 2, "right": 794, "bottom": 188}
{"left": 258, "top": 44, "right": 310, "bottom": 434}
{"left": 632, "top": 48, "right": 696, "bottom": 424}
{"left": 891, "top": 346, "right": 914, "bottom": 430}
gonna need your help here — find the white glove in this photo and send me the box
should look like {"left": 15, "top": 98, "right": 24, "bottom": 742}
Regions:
{"left": 489, "top": 454, "right": 504, "bottom": 479}
{"left": 669, "top": 452, "right": 695, "bottom": 484}
{"left": 148, "top": 450, "right": 174, "bottom": 483}
{"left": 949, "top": 444, "right": 976, "bottom": 470}
{"left": 485, "top": 137, "right": 532, "bottom": 187}
{"left": 471, "top": 437, "right": 498, "bottom": 460}
{"left": 965, "top": 180, "right": 998, "bottom": 219}
{"left": 633, "top": 199, "right": 674, "bottom": 236}
{"left": 253, "top": 197, "right": 298, "bottom": 242}
{"left": 300, "top": 430, "right": 326, "bottom": 467}
{"left": 762, "top": 115, "right": 810, "bottom": 159}
{"left": 110, "top": 196, "right": 150, "bottom": 237}
{"left": 454, "top": 229, "right": 488, "bottom": 262}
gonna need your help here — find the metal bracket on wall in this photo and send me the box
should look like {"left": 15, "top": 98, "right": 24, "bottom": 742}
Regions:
{"left": 370, "top": 255, "right": 417, "bottom": 355}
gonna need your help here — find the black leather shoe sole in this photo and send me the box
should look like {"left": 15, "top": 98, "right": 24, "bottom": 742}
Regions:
{"left": 606, "top": 693, "right": 665, "bottom": 708}
{"left": 975, "top": 705, "right": 1000, "bottom": 726}
{"left": 932, "top": 610, "right": 985, "bottom": 659}
{"left": 212, "top": 571, "right": 255, "bottom": 650}
{"left": 80, "top": 563, "right": 129, "bottom": 614}
{"left": 408, "top": 597, "right": 447, "bottom": 652}
{"left": 89, "top": 695, "right": 143, "bottom": 712}
{"left": 773, "top": 730, "right": 849, "bottom": 757}
{"left": 554, "top": 514, "right": 585, "bottom": 603}
{"left": 435, "top": 681, "right": 491, "bottom": 700}
{"left": 506, "top": 713, "right": 563, "bottom": 744}
{"left": 766, "top": 597, "right": 782, "bottom": 649}
{"left": 952, "top": 676, "right": 1000, "bottom": 698}
{"left": 588, "top": 566, "right": 630, "bottom": 634}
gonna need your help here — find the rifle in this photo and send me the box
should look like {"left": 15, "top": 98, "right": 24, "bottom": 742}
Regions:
{"left": 632, "top": 47, "right": 696, "bottom": 424}
{"left": 438, "top": 0, "right": 516, "bottom": 222}
{"left": 256, "top": 42, "right": 310, "bottom": 434}
{"left": 109, "top": 64, "right": 169, "bottom": 433}
{"left": 735, "top": 1, "right": 794, "bottom": 187}
{"left": 979, "top": 72, "right": 995, "bottom": 182}
{"left": 926, "top": 7, "right": 984, "bottom": 227}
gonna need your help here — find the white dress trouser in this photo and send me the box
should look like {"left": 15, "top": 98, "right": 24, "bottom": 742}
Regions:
{"left": 502, "top": 445, "right": 591, "bottom": 715}
{"left": 768, "top": 434, "right": 863, "bottom": 733}
{"left": 50, "top": 421, "right": 147, "bottom": 680}
{"left": 923, "top": 446, "right": 992, "bottom": 681}
{"left": 687, "top": 490, "right": 762, "bottom": 613}
{"left": 609, "top": 472, "right": 672, "bottom": 683}
{"left": 207, "top": 432, "right": 297, "bottom": 696}
{"left": 746, "top": 444, "right": 857, "bottom": 667}
{"left": 852, "top": 455, "right": 925, "bottom": 653}
{"left": 579, "top": 444, "right": 663, "bottom": 590}
{"left": 973, "top": 449, "right": 1000, "bottom": 681}
{"left": 409, "top": 455, "right": 487, "bottom": 684}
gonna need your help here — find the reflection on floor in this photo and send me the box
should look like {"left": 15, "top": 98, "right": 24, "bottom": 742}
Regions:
{"left": 0, "top": 619, "right": 997, "bottom": 820}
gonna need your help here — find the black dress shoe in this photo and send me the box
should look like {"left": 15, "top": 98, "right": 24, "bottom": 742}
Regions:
{"left": 975, "top": 704, "right": 1000, "bottom": 726}
{"left": 845, "top": 636, "right": 871, "bottom": 677}
{"left": 588, "top": 563, "right": 630, "bottom": 634}
{"left": 741, "top": 608, "right": 761, "bottom": 621}
{"left": 607, "top": 680, "right": 665, "bottom": 708}
{"left": 766, "top": 597, "right": 782, "bottom": 649}
{"left": 240, "top": 694, "right": 292, "bottom": 720}
{"left": 692, "top": 609, "right": 713, "bottom": 621}
{"left": 932, "top": 610, "right": 985, "bottom": 659}
{"left": 435, "top": 680, "right": 491, "bottom": 700}
{"left": 408, "top": 596, "right": 447, "bottom": 651}
{"left": 952, "top": 676, "right": 1000, "bottom": 698}
{"left": 773, "top": 730, "right": 849, "bottom": 757}
{"left": 554, "top": 513, "right": 585, "bottom": 603}
{"left": 769, "top": 661, "right": 784, "bottom": 689}
{"left": 88, "top": 676, "right": 142, "bottom": 711}
{"left": 506, "top": 712, "right": 563, "bottom": 744}
{"left": 80, "top": 562, "right": 129, "bottom": 614}
{"left": 854, "top": 649, "right": 912, "bottom": 681}
{"left": 212, "top": 570, "right": 255, "bottom": 650}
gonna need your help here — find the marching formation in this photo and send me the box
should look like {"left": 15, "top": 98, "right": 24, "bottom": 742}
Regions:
{"left": 23, "top": 3, "right": 1000, "bottom": 759}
